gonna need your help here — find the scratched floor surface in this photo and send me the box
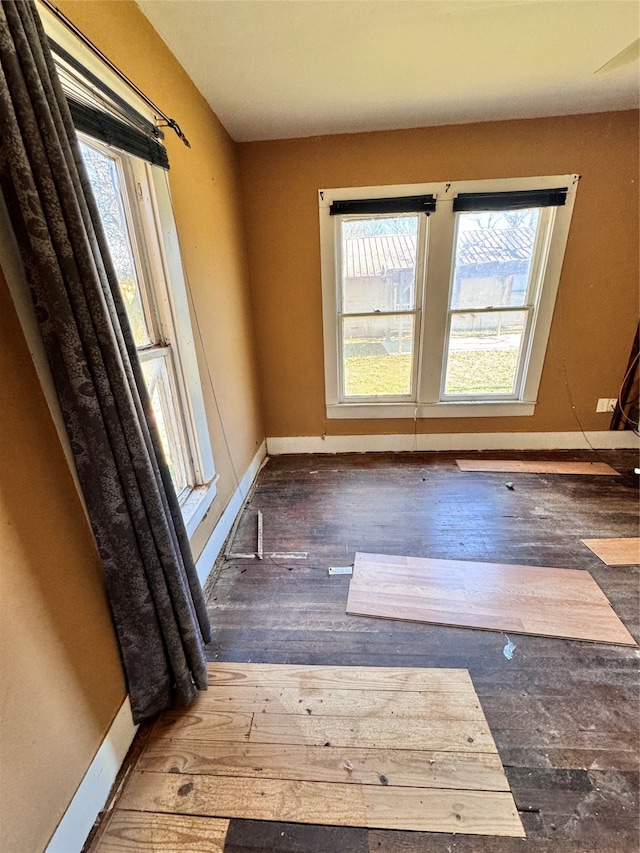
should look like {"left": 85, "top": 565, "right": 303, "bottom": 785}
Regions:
{"left": 88, "top": 449, "right": 640, "bottom": 853}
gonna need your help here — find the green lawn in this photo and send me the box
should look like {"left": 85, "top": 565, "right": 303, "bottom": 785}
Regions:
{"left": 444, "top": 349, "right": 519, "bottom": 395}
{"left": 344, "top": 354, "right": 412, "bottom": 396}
{"left": 344, "top": 349, "right": 518, "bottom": 397}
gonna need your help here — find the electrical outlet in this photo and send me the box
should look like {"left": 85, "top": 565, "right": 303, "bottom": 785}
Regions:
{"left": 596, "top": 398, "right": 617, "bottom": 413}
{"left": 606, "top": 398, "right": 617, "bottom": 412}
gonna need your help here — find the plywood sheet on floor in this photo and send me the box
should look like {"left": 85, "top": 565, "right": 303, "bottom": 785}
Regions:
{"left": 581, "top": 538, "right": 640, "bottom": 566}
{"left": 110, "top": 663, "right": 525, "bottom": 839}
{"left": 346, "top": 553, "right": 636, "bottom": 647}
{"left": 455, "top": 459, "right": 619, "bottom": 475}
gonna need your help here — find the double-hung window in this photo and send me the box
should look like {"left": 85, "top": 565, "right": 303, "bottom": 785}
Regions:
{"left": 334, "top": 195, "right": 433, "bottom": 400}
{"left": 79, "top": 139, "right": 199, "bottom": 499}
{"left": 320, "top": 176, "right": 578, "bottom": 419}
{"left": 46, "top": 18, "right": 217, "bottom": 531}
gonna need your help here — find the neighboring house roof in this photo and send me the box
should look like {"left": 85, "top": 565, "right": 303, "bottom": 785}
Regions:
{"left": 344, "top": 227, "right": 535, "bottom": 278}
{"left": 343, "top": 233, "right": 417, "bottom": 279}
{"left": 456, "top": 226, "right": 536, "bottom": 266}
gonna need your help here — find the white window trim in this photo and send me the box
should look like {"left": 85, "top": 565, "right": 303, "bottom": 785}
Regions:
{"left": 142, "top": 167, "right": 220, "bottom": 530}
{"left": 319, "top": 175, "right": 578, "bottom": 419}
{"left": 118, "top": 151, "right": 218, "bottom": 519}
{"left": 136, "top": 162, "right": 216, "bottom": 485}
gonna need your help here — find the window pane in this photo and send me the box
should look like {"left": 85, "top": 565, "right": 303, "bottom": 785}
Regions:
{"left": 343, "top": 314, "right": 414, "bottom": 397}
{"left": 341, "top": 216, "right": 418, "bottom": 313}
{"left": 141, "top": 356, "right": 191, "bottom": 495}
{"left": 451, "top": 210, "right": 540, "bottom": 310}
{"left": 79, "top": 141, "right": 152, "bottom": 347}
{"left": 444, "top": 311, "right": 527, "bottom": 396}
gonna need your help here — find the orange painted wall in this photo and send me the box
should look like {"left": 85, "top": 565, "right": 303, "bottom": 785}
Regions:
{"left": 0, "top": 268, "right": 126, "bottom": 852}
{"left": 237, "top": 111, "right": 639, "bottom": 437}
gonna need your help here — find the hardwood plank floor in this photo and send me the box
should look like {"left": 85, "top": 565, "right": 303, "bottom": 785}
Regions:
{"left": 86, "top": 449, "right": 640, "bottom": 853}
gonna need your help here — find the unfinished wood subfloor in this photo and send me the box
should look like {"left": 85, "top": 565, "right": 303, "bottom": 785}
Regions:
{"left": 581, "top": 537, "right": 640, "bottom": 565}
{"left": 97, "top": 663, "right": 524, "bottom": 846}
{"left": 455, "top": 459, "right": 620, "bottom": 475}
{"left": 95, "top": 813, "right": 229, "bottom": 853}
{"left": 346, "top": 553, "right": 636, "bottom": 646}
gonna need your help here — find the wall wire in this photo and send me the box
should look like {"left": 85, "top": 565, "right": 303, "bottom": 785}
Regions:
{"left": 178, "top": 254, "right": 243, "bottom": 496}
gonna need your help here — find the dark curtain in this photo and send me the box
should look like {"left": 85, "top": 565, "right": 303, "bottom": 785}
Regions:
{"left": 0, "top": 0, "right": 210, "bottom": 721}
{"left": 611, "top": 322, "right": 639, "bottom": 434}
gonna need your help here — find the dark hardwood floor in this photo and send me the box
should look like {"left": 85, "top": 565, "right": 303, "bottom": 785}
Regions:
{"left": 206, "top": 449, "right": 639, "bottom": 853}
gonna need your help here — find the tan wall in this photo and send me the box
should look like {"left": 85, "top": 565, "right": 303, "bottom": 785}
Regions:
{"left": 238, "top": 111, "right": 639, "bottom": 438}
{"left": 0, "top": 3, "right": 264, "bottom": 850}
{"left": 0, "top": 269, "right": 127, "bottom": 852}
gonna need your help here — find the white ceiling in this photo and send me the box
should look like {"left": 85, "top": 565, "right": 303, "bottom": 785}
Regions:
{"left": 136, "top": 1, "right": 640, "bottom": 142}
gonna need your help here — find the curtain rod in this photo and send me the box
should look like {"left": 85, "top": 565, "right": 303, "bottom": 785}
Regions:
{"left": 38, "top": 0, "right": 191, "bottom": 148}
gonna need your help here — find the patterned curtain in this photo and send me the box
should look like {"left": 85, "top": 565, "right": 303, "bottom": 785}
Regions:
{"left": 0, "top": 0, "right": 210, "bottom": 721}
{"left": 611, "top": 322, "right": 639, "bottom": 434}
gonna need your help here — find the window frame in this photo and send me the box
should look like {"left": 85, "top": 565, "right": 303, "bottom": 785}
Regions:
{"left": 439, "top": 205, "right": 555, "bottom": 403}
{"left": 336, "top": 212, "right": 428, "bottom": 403}
{"left": 319, "top": 175, "right": 578, "bottom": 420}
{"left": 79, "top": 136, "right": 217, "bottom": 528}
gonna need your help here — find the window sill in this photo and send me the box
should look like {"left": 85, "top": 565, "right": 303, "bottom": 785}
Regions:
{"left": 326, "top": 401, "right": 536, "bottom": 420}
{"left": 181, "top": 475, "right": 219, "bottom": 538}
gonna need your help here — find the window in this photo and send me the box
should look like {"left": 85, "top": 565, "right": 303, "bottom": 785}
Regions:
{"left": 78, "top": 139, "right": 217, "bottom": 527}
{"left": 340, "top": 213, "right": 423, "bottom": 398}
{"left": 80, "top": 139, "right": 187, "bottom": 495}
{"left": 320, "top": 176, "right": 578, "bottom": 419}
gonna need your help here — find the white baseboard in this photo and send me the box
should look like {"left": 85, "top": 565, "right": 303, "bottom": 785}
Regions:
{"left": 195, "top": 439, "right": 268, "bottom": 584}
{"left": 45, "top": 697, "right": 137, "bottom": 853}
{"left": 266, "top": 431, "right": 639, "bottom": 455}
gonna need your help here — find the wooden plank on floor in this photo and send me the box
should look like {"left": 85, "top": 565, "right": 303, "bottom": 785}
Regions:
{"left": 94, "top": 812, "right": 228, "bottom": 852}
{"left": 249, "top": 712, "right": 497, "bottom": 753}
{"left": 138, "top": 740, "right": 511, "bottom": 791}
{"left": 581, "top": 537, "right": 640, "bottom": 566}
{"left": 355, "top": 554, "right": 610, "bottom": 602}
{"left": 118, "top": 773, "right": 525, "bottom": 837}
{"left": 152, "top": 710, "right": 252, "bottom": 742}
{"left": 347, "top": 587, "right": 633, "bottom": 645}
{"left": 346, "top": 553, "right": 637, "bottom": 646}
{"left": 347, "top": 578, "right": 611, "bottom": 615}
{"left": 110, "top": 664, "right": 524, "bottom": 838}
{"left": 206, "top": 662, "right": 474, "bottom": 691}
{"left": 455, "top": 459, "right": 619, "bottom": 475}
{"left": 187, "top": 685, "right": 488, "bottom": 721}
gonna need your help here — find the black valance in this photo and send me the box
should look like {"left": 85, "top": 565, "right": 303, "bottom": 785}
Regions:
{"left": 67, "top": 101, "right": 169, "bottom": 169}
{"left": 453, "top": 188, "right": 567, "bottom": 213}
{"left": 330, "top": 195, "right": 436, "bottom": 216}
{"left": 49, "top": 38, "right": 169, "bottom": 169}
